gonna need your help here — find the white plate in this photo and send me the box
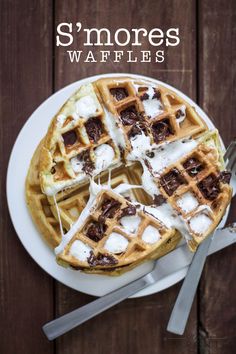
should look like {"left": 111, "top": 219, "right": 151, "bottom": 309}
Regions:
{"left": 6, "top": 73, "right": 228, "bottom": 298}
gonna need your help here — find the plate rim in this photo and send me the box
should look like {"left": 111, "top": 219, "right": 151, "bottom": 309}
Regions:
{"left": 6, "top": 72, "right": 229, "bottom": 298}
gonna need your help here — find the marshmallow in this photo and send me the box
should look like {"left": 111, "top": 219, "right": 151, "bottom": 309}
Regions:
{"left": 142, "top": 225, "right": 161, "bottom": 244}
{"left": 120, "top": 215, "right": 141, "bottom": 234}
{"left": 69, "top": 240, "right": 92, "bottom": 262}
{"left": 104, "top": 232, "right": 129, "bottom": 254}
{"left": 94, "top": 144, "right": 115, "bottom": 170}
{"left": 176, "top": 192, "right": 199, "bottom": 213}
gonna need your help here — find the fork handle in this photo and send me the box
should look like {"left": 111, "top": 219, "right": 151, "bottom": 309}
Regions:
{"left": 43, "top": 275, "right": 149, "bottom": 340}
{"left": 167, "top": 235, "right": 213, "bottom": 335}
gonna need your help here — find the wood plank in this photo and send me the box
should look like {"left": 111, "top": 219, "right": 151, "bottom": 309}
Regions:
{"left": 198, "top": 0, "right": 236, "bottom": 352}
{"left": 54, "top": 0, "right": 198, "bottom": 353}
{"left": 0, "top": 1, "right": 54, "bottom": 353}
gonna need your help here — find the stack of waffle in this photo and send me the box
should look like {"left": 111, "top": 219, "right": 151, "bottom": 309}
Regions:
{"left": 25, "top": 76, "right": 232, "bottom": 275}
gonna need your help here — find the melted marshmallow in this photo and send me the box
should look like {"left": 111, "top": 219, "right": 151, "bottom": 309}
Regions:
{"left": 176, "top": 192, "right": 199, "bottom": 213}
{"left": 120, "top": 215, "right": 141, "bottom": 234}
{"left": 104, "top": 232, "right": 129, "bottom": 254}
{"left": 75, "top": 95, "right": 99, "bottom": 120}
{"left": 94, "top": 144, "right": 115, "bottom": 171}
{"left": 142, "top": 225, "right": 161, "bottom": 244}
{"left": 103, "top": 107, "right": 126, "bottom": 148}
{"left": 70, "top": 155, "right": 85, "bottom": 173}
{"left": 189, "top": 213, "right": 212, "bottom": 235}
{"left": 142, "top": 87, "right": 163, "bottom": 118}
{"left": 70, "top": 240, "right": 92, "bottom": 262}
{"left": 145, "top": 138, "right": 197, "bottom": 175}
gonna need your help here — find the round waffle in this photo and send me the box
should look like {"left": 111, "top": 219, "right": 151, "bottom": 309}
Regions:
{"left": 26, "top": 76, "right": 232, "bottom": 275}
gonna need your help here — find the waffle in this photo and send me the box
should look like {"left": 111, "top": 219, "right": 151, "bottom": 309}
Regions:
{"left": 152, "top": 139, "right": 232, "bottom": 251}
{"left": 95, "top": 77, "right": 206, "bottom": 153}
{"left": 56, "top": 188, "right": 180, "bottom": 272}
{"left": 25, "top": 75, "right": 232, "bottom": 276}
{"left": 39, "top": 83, "right": 122, "bottom": 196}
{"left": 26, "top": 142, "right": 181, "bottom": 275}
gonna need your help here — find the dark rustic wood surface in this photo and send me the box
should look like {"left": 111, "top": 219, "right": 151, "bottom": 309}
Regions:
{"left": 0, "top": 0, "right": 235, "bottom": 353}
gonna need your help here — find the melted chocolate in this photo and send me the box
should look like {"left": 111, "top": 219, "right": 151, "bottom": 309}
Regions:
{"left": 120, "top": 106, "right": 143, "bottom": 126}
{"left": 85, "top": 117, "right": 104, "bottom": 143}
{"left": 153, "top": 194, "right": 167, "bottom": 206}
{"left": 121, "top": 204, "right": 136, "bottom": 217}
{"left": 152, "top": 89, "right": 161, "bottom": 100}
{"left": 110, "top": 88, "right": 128, "bottom": 101}
{"left": 219, "top": 171, "right": 231, "bottom": 184}
{"left": 176, "top": 109, "right": 185, "bottom": 119}
{"left": 183, "top": 157, "right": 203, "bottom": 176}
{"left": 140, "top": 93, "right": 149, "bottom": 101}
{"left": 88, "top": 252, "right": 118, "bottom": 267}
{"left": 198, "top": 174, "right": 220, "bottom": 200}
{"left": 128, "top": 122, "right": 147, "bottom": 139}
{"left": 99, "top": 198, "right": 121, "bottom": 221}
{"left": 146, "top": 151, "right": 155, "bottom": 158}
{"left": 152, "top": 119, "right": 173, "bottom": 143}
{"left": 86, "top": 221, "right": 107, "bottom": 242}
{"left": 160, "top": 168, "right": 186, "bottom": 196}
{"left": 62, "top": 130, "right": 77, "bottom": 146}
{"left": 77, "top": 150, "right": 94, "bottom": 175}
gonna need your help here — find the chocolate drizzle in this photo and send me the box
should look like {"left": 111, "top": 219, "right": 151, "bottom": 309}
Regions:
{"left": 160, "top": 168, "right": 186, "bottom": 196}
{"left": 62, "top": 130, "right": 77, "bottom": 146}
{"left": 85, "top": 117, "right": 104, "bottom": 143}
{"left": 88, "top": 252, "right": 118, "bottom": 267}
{"left": 120, "top": 106, "right": 144, "bottom": 126}
{"left": 110, "top": 88, "right": 128, "bottom": 101}
{"left": 152, "top": 89, "right": 161, "bottom": 100}
{"left": 140, "top": 93, "right": 149, "bottom": 101}
{"left": 86, "top": 221, "right": 107, "bottom": 242}
{"left": 152, "top": 119, "right": 173, "bottom": 143}
{"left": 183, "top": 157, "right": 203, "bottom": 177}
{"left": 128, "top": 122, "right": 147, "bottom": 139}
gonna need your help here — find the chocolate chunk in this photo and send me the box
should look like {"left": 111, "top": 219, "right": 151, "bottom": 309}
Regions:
{"left": 152, "top": 89, "right": 161, "bottom": 100}
{"left": 85, "top": 118, "right": 104, "bottom": 143}
{"left": 128, "top": 122, "right": 147, "bottom": 139}
{"left": 110, "top": 88, "right": 128, "bottom": 101}
{"left": 146, "top": 151, "right": 155, "bottom": 158}
{"left": 183, "top": 157, "right": 204, "bottom": 177}
{"left": 120, "top": 106, "right": 143, "bottom": 125}
{"left": 88, "top": 252, "right": 118, "bottom": 267}
{"left": 99, "top": 198, "right": 121, "bottom": 221}
{"left": 160, "top": 168, "right": 186, "bottom": 196}
{"left": 121, "top": 204, "right": 136, "bottom": 217}
{"left": 77, "top": 150, "right": 94, "bottom": 175}
{"left": 153, "top": 194, "right": 167, "bottom": 206}
{"left": 198, "top": 174, "right": 220, "bottom": 200}
{"left": 152, "top": 119, "right": 173, "bottom": 143}
{"left": 176, "top": 109, "right": 185, "bottom": 119}
{"left": 86, "top": 221, "right": 107, "bottom": 242}
{"left": 219, "top": 171, "right": 231, "bottom": 184}
{"left": 140, "top": 93, "right": 149, "bottom": 101}
{"left": 62, "top": 130, "right": 77, "bottom": 146}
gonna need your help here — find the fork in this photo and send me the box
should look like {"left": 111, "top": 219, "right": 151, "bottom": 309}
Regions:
{"left": 167, "top": 139, "right": 236, "bottom": 335}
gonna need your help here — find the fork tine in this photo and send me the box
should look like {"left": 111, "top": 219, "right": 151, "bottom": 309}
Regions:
{"left": 224, "top": 140, "right": 236, "bottom": 161}
{"left": 226, "top": 150, "right": 236, "bottom": 171}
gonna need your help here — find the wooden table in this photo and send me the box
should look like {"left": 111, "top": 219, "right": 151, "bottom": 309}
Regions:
{"left": 1, "top": 1, "right": 236, "bottom": 353}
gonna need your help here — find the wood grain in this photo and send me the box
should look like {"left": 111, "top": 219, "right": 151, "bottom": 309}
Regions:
{"left": 54, "top": 1, "right": 198, "bottom": 353}
{"left": 198, "top": 1, "right": 236, "bottom": 353}
{"left": 0, "top": 1, "right": 54, "bottom": 353}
